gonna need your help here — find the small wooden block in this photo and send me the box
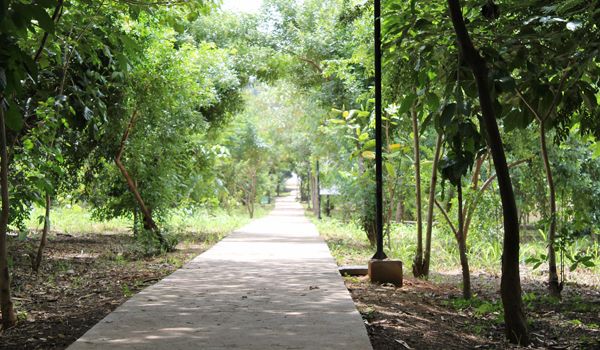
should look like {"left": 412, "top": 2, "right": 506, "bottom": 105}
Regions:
{"left": 339, "top": 265, "right": 368, "bottom": 276}
{"left": 368, "top": 259, "right": 403, "bottom": 287}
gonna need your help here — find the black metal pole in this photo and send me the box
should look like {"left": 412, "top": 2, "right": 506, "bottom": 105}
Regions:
{"left": 372, "top": 0, "right": 387, "bottom": 260}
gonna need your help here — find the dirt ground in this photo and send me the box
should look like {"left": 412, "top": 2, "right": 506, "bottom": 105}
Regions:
{"left": 347, "top": 274, "right": 600, "bottom": 349}
{"left": 0, "top": 233, "right": 209, "bottom": 350}
{"left": 1, "top": 233, "right": 599, "bottom": 349}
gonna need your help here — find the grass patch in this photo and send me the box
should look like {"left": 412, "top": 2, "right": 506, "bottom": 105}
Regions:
{"left": 310, "top": 210, "right": 600, "bottom": 283}
{"left": 27, "top": 204, "right": 130, "bottom": 235}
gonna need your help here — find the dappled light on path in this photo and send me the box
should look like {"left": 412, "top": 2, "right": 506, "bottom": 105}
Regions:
{"left": 68, "top": 192, "right": 372, "bottom": 349}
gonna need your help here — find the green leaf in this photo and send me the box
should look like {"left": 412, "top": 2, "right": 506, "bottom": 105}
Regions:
{"left": 384, "top": 161, "right": 395, "bottom": 176}
{"left": 362, "top": 151, "right": 375, "bottom": 159}
{"left": 22, "top": 139, "right": 34, "bottom": 150}
{"left": 187, "top": 11, "right": 199, "bottom": 22}
{"left": 363, "top": 139, "right": 376, "bottom": 150}
{"left": 0, "top": 0, "right": 7, "bottom": 26}
{"left": 6, "top": 103, "right": 23, "bottom": 131}
{"left": 398, "top": 93, "right": 417, "bottom": 115}
{"left": 358, "top": 133, "right": 370, "bottom": 142}
{"left": 569, "top": 262, "right": 578, "bottom": 272}
{"left": 388, "top": 143, "right": 401, "bottom": 151}
{"left": 29, "top": 5, "right": 54, "bottom": 32}
{"left": 437, "top": 103, "right": 456, "bottom": 129}
{"left": 503, "top": 108, "right": 531, "bottom": 132}
{"left": 173, "top": 21, "right": 185, "bottom": 34}
{"left": 581, "top": 259, "right": 595, "bottom": 268}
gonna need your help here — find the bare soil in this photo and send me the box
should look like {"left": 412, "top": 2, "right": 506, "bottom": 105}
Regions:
{"left": 347, "top": 274, "right": 600, "bottom": 349}
{"left": 2, "top": 232, "right": 598, "bottom": 350}
{"left": 0, "top": 232, "right": 211, "bottom": 349}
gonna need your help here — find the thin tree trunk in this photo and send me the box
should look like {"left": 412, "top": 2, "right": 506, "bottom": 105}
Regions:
{"left": 443, "top": 186, "right": 455, "bottom": 213}
{"left": 307, "top": 168, "right": 312, "bottom": 210}
{"left": 395, "top": 199, "right": 403, "bottom": 222}
{"left": 447, "top": 0, "right": 529, "bottom": 344}
{"left": 464, "top": 158, "right": 530, "bottom": 240}
{"left": 423, "top": 134, "right": 443, "bottom": 276}
{"left": 33, "top": 193, "right": 51, "bottom": 273}
{"left": 471, "top": 154, "right": 487, "bottom": 190}
{"left": 115, "top": 110, "right": 163, "bottom": 244}
{"left": 411, "top": 104, "right": 424, "bottom": 277}
{"left": 539, "top": 123, "right": 561, "bottom": 297}
{"left": 316, "top": 159, "right": 321, "bottom": 219}
{"left": 249, "top": 171, "right": 257, "bottom": 218}
{"left": 33, "top": 0, "right": 64, "bottom": 62}
{"left": 0, "top": 103, "right": 16, "bottom": 329}
{"left": 457, "top": 184, "right": 471, "bottom": 299}
{"left": 133, "top": 207, "right": 140, "bottom": 236}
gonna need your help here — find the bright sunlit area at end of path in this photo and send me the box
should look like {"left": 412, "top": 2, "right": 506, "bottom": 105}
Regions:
{"left": 221, "top": 0, "right": 264, "bottom": 13}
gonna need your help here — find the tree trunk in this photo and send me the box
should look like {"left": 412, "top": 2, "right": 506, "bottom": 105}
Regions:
{"left": 539, "top": 122, "right": 561, "bottom": 297}
{"left": 411, "top": 105, "right": 425, "bottom": 277}
{"left": 307, "top": 168, "right": 312, "bottom": 210}
{"left": 315, "top": 159, "right": 321, "bottom": 219}
{"left": 423, "top": 134, "right": 443, "bottom": 276}
{"left": 300, "top": 176, "right": 308, "bottom": 202}
{"left": 395, "top": 197, "right": 403, "bottom": 222}
{"left": 447, "top": 0, "right": 529, "bottom": 344}
{"left": 0, "top": 103, "right": 16, "bottom": 329}
{"left": 464, "top": 158, "right": 530, "bottom": 241}
{"left": 246, "top": 170, "right": 257, "bottom": 218}
{"left": 33, "top": 193, "right": 51, "bottom": 273}
{"left": 457, "top": 184, "right": 471, "bottom": 299}
{"left": 115, "top": 110, "right": 164, "bottom": 244}
{"left": 133, "top": 207, "right": 140, "bottom": 236}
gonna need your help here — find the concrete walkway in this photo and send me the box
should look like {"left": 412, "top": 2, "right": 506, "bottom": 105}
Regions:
{"left": 68, "top": 192, "right": 372, "bottom": 349}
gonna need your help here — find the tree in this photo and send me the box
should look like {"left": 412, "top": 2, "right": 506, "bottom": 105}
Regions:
{"left": 0, "top": 103, "right": 16, "bottom": 328}
{"left": 447, "top": 0, "right": 529, "bottom": 344}
{"left": 488, "top": 1, "right": 600, "bottom": 297}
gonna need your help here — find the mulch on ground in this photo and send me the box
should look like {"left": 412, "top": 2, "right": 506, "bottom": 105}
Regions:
{"left": 348, "top": 274, "right": 600, "bottom": 349}
{"left": 0, "top": 233, "right": 208, "bottom": 350}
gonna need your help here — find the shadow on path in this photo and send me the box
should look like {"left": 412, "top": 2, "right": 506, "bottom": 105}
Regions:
{"left": 68, "top": 192, "right": 372, "bottom": 350}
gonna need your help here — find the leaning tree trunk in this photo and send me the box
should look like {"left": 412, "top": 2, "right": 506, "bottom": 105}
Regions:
{"left": 447, "top": 0, "right": 529, "bottom": 344}
{"left": 423, "top": 134, "right": 443, "bottom": 276}
{"left": 33, "top": 193, "right": 51, "bottom": 273}
{"left": 115, "top": 110, "right": 164, "bottom": 245}
{"left": 0, "top": 104, "right": 16, "bottom": 329}
{"left": 411, "top": 104, "right": 425, "bottom": 277}
{"left": 456, "top": 184, "right": 471, "bottom": 299}
{"left": 539, "top": 122, "right": 561, "bottom": 297}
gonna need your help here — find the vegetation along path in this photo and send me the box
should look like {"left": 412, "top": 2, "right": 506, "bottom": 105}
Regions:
{"left": 67, "top": 191, "right": 372, "bottom": 349}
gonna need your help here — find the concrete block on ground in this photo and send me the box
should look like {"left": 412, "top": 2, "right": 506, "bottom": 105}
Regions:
{"left": 339, "top": 265, "right": 368, "bottom": 276}
{"left": 368, "top": 259, "right": 403, "bottom": 287}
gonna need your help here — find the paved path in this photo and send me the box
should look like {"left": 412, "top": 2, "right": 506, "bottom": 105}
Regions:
{"left": 68, "top": 192, "right": 372, "bottom": 349}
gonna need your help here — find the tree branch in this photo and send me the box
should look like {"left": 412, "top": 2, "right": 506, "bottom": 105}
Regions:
{"left": 434, "top": 199, "right": 458, "bottom": 237}
{"left": 515, "top": 88, "right": 542, "bottom": 123}
{"left": 115, "top": 110, "right": 163, "bottom": 243}
{"left": 33, "top": 0, "right": 65, "bottom": 62}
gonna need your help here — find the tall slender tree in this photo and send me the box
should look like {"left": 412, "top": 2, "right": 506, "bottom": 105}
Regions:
{"left": 447, "top": 0, "right": 529, "bottom": 344}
